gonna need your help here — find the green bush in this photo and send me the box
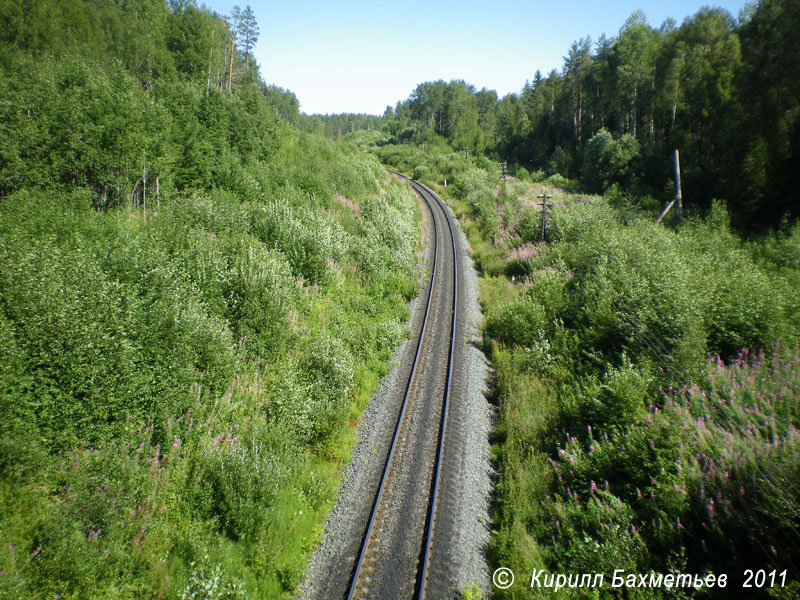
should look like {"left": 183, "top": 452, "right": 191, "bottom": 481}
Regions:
{"left": 486, "top": 298, "right": 546, "bottom": 348}
{"left": 581, "top": 129, "right": 640, "bottom": 193}
{"left": 249, "top": 198, "right": 346, "bottom": 285}
{"left": 474, "top": 183, "right": 800, "bottom": 596}
{"left": 225, "top": 237, "right": 298, "bottom": 357}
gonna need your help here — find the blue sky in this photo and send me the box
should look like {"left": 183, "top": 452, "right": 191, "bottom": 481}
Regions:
{"left": 200, "top": 0, "right": 751, "bottom": 115}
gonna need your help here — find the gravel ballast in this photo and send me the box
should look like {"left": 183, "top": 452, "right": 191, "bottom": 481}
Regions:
{"left": 299, "top": 180, "right": 492, "bottom": 599}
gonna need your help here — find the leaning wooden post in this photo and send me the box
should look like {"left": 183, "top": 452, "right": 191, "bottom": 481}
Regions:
{"left": 656, "top": 149, "right": 684, "bottom": 224}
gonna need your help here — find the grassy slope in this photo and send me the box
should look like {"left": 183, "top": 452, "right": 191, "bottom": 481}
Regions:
{"left": 0, "top": 135, "right": 420, "bottom": 599}
{"left": 376, "top": 139, "right": 800, "bottom": 599}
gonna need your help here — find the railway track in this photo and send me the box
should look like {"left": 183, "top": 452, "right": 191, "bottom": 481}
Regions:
{"left": 300, "top": 172, "right": 475, "bottom": 599}
{"left": 341, "top": 174, "right": 459, "bottom": 599}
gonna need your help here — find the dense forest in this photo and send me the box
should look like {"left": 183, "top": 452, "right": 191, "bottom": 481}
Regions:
{"left": 0, "top": 0, "right": 306, "bottom": 200}
{"left": 374, "top": 0, "right": 799, "bottom": 228}
{"left": 298, "top": 113, "right": 383, "bottom": 140}
{"left": 0, "top": 1, "right": 418, "bottom": 598}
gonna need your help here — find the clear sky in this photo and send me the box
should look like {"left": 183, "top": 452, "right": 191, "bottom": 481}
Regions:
{"left": 200, "top": 0, "right": 750, "bottom": 115}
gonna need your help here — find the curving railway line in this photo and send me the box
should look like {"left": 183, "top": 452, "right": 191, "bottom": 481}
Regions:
{"left": 302, "top": 172, "right": 481, "bottom": 600}
{"left": 343, "top": 175, "right": 459, "bottom": 599}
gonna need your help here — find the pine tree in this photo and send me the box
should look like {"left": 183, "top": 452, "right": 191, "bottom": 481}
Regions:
{"left": 237, "top": 5, "right": 259, "bottom": 72}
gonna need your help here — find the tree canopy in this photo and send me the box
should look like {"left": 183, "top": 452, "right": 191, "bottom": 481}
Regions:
{"left": 381, "top": 0, "right": 799, "bottom": 228}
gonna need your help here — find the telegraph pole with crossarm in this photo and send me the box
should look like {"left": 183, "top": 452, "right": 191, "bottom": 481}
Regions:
{"left": 538, "top": 193, "right": 553, "bottom": 242}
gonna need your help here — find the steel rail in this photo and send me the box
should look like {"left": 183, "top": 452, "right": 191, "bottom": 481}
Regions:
{"left": 345, "top": 171, "right": 444, "bottom": 600}
{"left": 409, "top": 178, "right": 458, "bottom": 600}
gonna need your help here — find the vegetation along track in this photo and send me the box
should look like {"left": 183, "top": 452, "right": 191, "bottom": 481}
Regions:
{"left": 335, "top": 174, "right": 458, "bottom": 599}
{"left": 301, "top": 170, "right": 487, "bottom": 599}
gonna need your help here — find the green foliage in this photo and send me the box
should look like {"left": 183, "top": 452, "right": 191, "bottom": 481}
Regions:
{"left": 0, "top": 0, "right": 294, "bottom": 207}
{"left": 381, "top": 0, "right": 798, "bottom": 226}
{"left": 0, "top": 161, "right": 418, "bottom": 598}
{"left": 0, "top": 4, "right": 421, "bottom": 597}
{"left": 297, "top": 113, "right": 384, "bottom": 140}
{"left": 416, "top": 151, "right": 800, "bottom": 597}
{"left": 182, "top": 561, "right": 248, "bottom": 600}
{"left": 478, "top": 199, "right": 800, "bottom": 597}
{"left": 581, "top": 129, "right": 640, "bottom": 193}
{"left": 0, "top": 54, "right": 169, "bottom": 201}
{"left": 0, "top": 191, "right": 237, "bottom": 448}
{"left": 486, "top": 298, "right": 546, "bottom": 348}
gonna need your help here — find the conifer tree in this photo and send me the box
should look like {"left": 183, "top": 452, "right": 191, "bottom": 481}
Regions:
{"left": 237, "top": 5, "right": 259, "bottom": 72}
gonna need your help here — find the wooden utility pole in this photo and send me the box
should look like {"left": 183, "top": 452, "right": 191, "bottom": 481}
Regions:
{"left": 538, "top": 193, "right": 553, "bottom": 242}
{"left": 142, "top": 151, "right": 147, "bottom": 224}
{"left": 673, "top": 148, "right": 682, "bottom": 219}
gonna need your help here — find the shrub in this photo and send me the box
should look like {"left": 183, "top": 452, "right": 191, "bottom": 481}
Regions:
{"left": 224, "top": 237, "right": 297, "bottom": 357}
{"left": 486, "top": 298, "right": 547, "bottom": 348}
{"left": 249, "top": 199, "right": 346, "bottom": 285}
{"left": 581, "top": 129, "right": 640, "bottom": 193}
